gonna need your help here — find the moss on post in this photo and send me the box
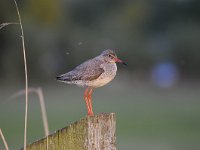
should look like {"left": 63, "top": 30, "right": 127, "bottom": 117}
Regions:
{"left": 25, "top": 113, "right": 116, "bottom": 150}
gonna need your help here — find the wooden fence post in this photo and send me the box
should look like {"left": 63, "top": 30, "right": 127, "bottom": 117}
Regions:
{"left": 25, "top": 113, "right": 116, "bottom": 150}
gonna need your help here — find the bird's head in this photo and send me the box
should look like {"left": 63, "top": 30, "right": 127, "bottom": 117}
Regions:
{"left": 100, "top": 49, "right": 127, "bottom": 65}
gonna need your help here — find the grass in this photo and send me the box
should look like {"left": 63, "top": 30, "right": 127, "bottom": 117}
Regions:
{"left": 0, "top": 80, "right": 200, "bottom": 149}
{"left": 0, "top": 1, "right": 49, "bottom": 149}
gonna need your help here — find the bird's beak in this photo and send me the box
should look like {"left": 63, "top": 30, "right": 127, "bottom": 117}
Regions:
{"left": 114, "top": 57, "right": 127, "bottom": 66}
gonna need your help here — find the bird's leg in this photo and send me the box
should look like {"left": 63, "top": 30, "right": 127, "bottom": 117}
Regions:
{"left": 87, "top": 87, "right": 94, "bottom": 116}
{"left": 84, "top": 87, "right": 91, "bottom": 116}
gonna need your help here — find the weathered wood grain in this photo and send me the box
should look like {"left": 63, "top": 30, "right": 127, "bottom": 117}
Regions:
{"left": 25, "top": 113, "right": 116, "bottom": 150}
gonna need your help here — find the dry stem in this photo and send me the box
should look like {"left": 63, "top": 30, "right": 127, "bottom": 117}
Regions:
{"left": 0, "top": 22, "right": 19, "bottom": 30}
{"left": 37, "top": 88, "right": 49, "bottom": 136}
{"left": 7, "top": 88, "right": 49, "bottom": 136}
{"left": 0, "top": 128, "right": 9, "bottom": 150}
{"left": 13, "top": 0, "right": 28, "bottom": 150}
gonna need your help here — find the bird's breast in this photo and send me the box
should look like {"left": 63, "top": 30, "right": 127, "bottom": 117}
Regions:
{"left": 102, "top": 63, "right": 117, "bottom": 77}
{"left": 90, "top": 63, "right": 117, "bottom": 88}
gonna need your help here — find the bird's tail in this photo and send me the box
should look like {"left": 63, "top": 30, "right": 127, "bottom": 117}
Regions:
{"left": 56, "top": 74, "right": 71, "bottom": 82}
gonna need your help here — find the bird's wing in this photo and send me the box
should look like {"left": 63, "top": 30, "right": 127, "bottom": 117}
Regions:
{"left": 57, "top": 58, "right": 104, "bottom": 82}
{"left": 72, "top": 58, "right": 104, "bottom": 81}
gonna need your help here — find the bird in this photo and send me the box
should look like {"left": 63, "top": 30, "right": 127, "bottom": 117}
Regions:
{"left": 56, "top": 49, "right": 127, "bottom": 116}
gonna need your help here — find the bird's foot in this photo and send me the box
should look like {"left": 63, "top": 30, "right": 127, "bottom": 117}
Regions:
{"left": 87, "top": 111, "right": 94, "bottom": 116}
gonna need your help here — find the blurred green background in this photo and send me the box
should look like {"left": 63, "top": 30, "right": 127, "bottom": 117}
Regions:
{"left": 0, "top": 0, "right": 200, "bottom": 149}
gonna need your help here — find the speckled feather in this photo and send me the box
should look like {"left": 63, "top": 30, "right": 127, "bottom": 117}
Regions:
{"left": 57, "top": 58, "right": 104, "bottom": 81}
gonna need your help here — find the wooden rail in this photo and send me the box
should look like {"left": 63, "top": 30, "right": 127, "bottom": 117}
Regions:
{"left": 25, "top": 113, "right": 116, "bottom": 150}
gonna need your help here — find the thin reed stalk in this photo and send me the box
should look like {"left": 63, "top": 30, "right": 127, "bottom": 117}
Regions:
{"left": 0, "top": 128, "right": 9, "bottom": 150}
{"left": 37, "top": 88, "right": 49, "bottom": 136}
{"left": 0, "top": 22, "right": 19, "bottom": 29}
{"left": 7, "top": 88, "right": 49, "bottom": 136}
{"left": 13, "top": 0, "right": 28, "bottom": 150}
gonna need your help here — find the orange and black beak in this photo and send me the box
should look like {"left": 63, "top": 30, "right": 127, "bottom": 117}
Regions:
{"left": 114, "top": 57, "right": 127, "bottom": 66}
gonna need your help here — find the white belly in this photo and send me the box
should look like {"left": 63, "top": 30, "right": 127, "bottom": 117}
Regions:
{"left": 88, "top": 75, "right": 115, "bottom": 87}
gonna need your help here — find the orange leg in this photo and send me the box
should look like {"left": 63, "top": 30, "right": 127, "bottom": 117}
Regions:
{"left": 87, "top": 88, "right": 94, "bottom": 116}
{"left": 84, "top": 87, "right": 91, "bottom": 115}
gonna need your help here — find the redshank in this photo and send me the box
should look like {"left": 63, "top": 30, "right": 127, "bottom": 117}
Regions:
{"left": 56, "top": 49, "right": 126, "bottom": 116}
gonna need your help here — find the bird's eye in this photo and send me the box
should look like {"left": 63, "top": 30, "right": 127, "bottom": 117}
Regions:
{"left": 108, "top": 54, "right": 112, "bottom": 58}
